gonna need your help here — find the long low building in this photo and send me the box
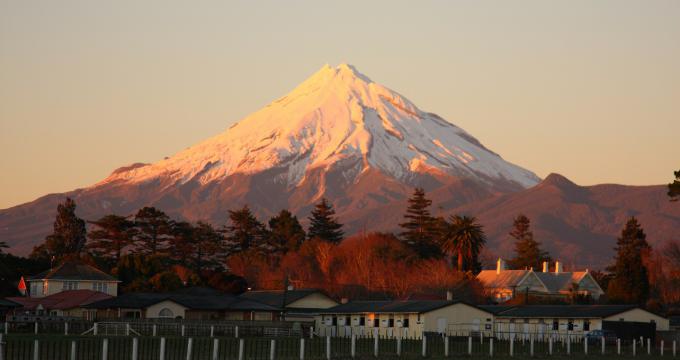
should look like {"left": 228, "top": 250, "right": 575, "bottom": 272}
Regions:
{"left": 316, "top": 300, "right": 495, "bottom": 338}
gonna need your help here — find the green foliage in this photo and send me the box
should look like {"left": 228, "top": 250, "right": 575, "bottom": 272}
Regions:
{"left": 115, "top": 253, "right": 171, "bottom": 292}
{"left": 669, "top": 169, "right": 680, "bottom": 201}
{"left": 133, "top": 207, "right": 174, "bottom": 256}
{"left": 87, "top": 214, "right": 135, "bottom": 264}
{"left": 606, "top": 217, "right": 651, "bottom": 304}
{"left": 268, "top": 209, "right": 306, "bottom": 252}
{"left": 224, "top": 205, "right": 268, "bottom": 252}
{"left": 399, "top": 188, "right": 441, "bottom": 258}
{"left": 507, "top": 214, "right": 551, "bottom": 270}
{"left": 440, "top": 215, "right": 486, "bottom": 272}
{"left": 307, "top": 198, "right": 344, "bottom": 244}
{"left": 30, "top": 198, "right": 86, "bottom": 263}
{"left": 0, "top": 253, "right": 48, "bottom": 297}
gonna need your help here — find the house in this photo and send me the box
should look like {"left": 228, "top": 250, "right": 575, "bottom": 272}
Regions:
{"left": 6, "top": 289, "right": 112, "bottom": 320}
{"left": 316, "top": 300, "right": 495, "bottom": 338}
{"left": 84, "top": 288, "right": 281, "bottom": 320}
{"left": 476, "top": 259, "right": 604, "bottom": 302}
{"left": 27, "top": 261, "right": 120, "bottom": 298}
{"left": 480, "top": 305, "right": 669, "bottom": 340}
{"left": 239, "top": 288, "right": 338, "bottom": 322}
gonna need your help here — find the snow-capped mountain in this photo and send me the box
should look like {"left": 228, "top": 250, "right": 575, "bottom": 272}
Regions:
{"left": 2, "top": 64, "right": 542, "bottom": 255}
{"left": 100, "top": 64, "right": 539, "bottom": 192}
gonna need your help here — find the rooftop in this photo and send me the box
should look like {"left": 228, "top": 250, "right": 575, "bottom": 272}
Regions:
{"left": 29, "top": 261, "right": 118, "bottom": 282}
{"left": 239, "top": 289, "right": 328, "bottom": 307}
{"left": 7, "top": 289, "right": 113, "bottom": 311}
{"left": 479, "top": 305, "right": 639, "bottom": 318}
{"left": 85, "top": 291, "right": 280, "bottom": 312}
{"left": 321, "top": 300, "right": 481, "bottom": 314}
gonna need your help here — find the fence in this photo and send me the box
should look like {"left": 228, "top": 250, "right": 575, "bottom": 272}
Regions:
{"left": 0, "top": 333, "right": 678, "bottom": 360}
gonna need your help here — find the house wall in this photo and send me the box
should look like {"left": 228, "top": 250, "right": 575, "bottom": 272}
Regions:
{"left": 316, "top": 313, "right": 422, "bottom": 338}
{"left": 288, "top": 293, "right": 338, "bottom": 309}
{"left": 28, "top": 280, "right": 118, "bottom": 298}
{"left": 145, "top": 300, "right": 187, "bottom": 319}
{"left": 604, "top": 309, "right": 670, "bottom": 331}
{"left": 493, "top": 318, "right": 603, "bottom": 340}
{"left": 422, "top": 303, "right": 494, "bottom": 336}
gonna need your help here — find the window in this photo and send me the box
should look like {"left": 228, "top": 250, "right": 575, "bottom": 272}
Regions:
{"left": 93, "top": 282, "right": 108, "bottom": 293}
{"left": 332, "top": 316, "right": 337, "bottom": 326}
{"left": 31, "top": 283, "right": 39, "bottom": 296}
{"left": 345, "top": 316, "right": 351, "bottom": 325}
{"left": 388, "top": 318, "right": 394, "bottom": 328}
{"left": 62, "top": 281, "right": 78, "bottom": 291}
{"left": 373, "top": 318, "right": 379, "bottom": 327}
{"left": 403, "top": 318, "right": 409, "bottom": 328}
{"left": 359, "top": 317, "right": 365, "bottom": 326}
{"left": 552, "top": 320, "right": 559, "bottom": 331}
{"left": 584, "top": 320, "right": 590, "bottom": 331}
{"left": 567, "top": 320, "right": 574, "bottom": 331}
{"left": 158, "top": 308, "right": 174, "bottom": 318}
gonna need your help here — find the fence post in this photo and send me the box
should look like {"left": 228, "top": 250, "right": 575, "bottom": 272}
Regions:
{"left": 235, "top": 326, "right": 239, "bottom": 338}
{"left": 126, "top": 323, "right": 130, "bottom": 336}
{"left": 567, "top": 335, "right": 570, "bottom": 355}
{"left": 238, "top": 339, "right": 244, "bottom": 360}
{"left": 468, "top": 336, "right": 472, "bottom": 355}
{"left": 444, "top": 336, "right": 449, "bottom": 357}
{"left": 601, "top": 336, "right": 605, "bottom": 355}
{"left": 673, "top": 340, "right": 676, "bottom": 357}
{"left": 210, "top": 325, "right": 214, "bottom": 338}
{"left": 351, "top": 335, "right": 356, "bottom": 358}
{"left": 548, "top": 337, "right": 552, "bottom": 355}
{"left": 151, "top": 324, "right": 156, "bottom": 337}
{"left": 310, "top": 327, "right": 314, "bottom": 339}
{"left": 617, "top": 339, "right": 620, "bottom": 355}
{"left": 510, "top": 335, "right": 514, "bottom": 357}
{"left": 3, "top": 322, "right": 7, "bottom": 335}
{"left": 397, "top": 336, "right": 402, "bottom": 357}
{"left": 102, "top": 338, "right": 108, "bottom": 360}
{"left": 0, "top": 334, "right": 4, "bottom": 360}
{"left": 584, "top": 336, "right": 588, "bottom": 355}
{"left": 70, "top": 340, "right": 76, "bottom": 360}
{"left": 32, "top": 339, "right": 38, "bottom": 360}
{"left": 633, "top": 339, "right": 636, "bottom": 356}
{"left": 300, "top": 338, "right": 305, "bottom": 360}
{"left": 481, "top": 331, "right": 484, "bottom": 344}
{"left": 186, "top": 338, "right": 193, "bottom": 360}
{"left": 373, "top": 335, "right": 379, "bottom": 357}
{"left": 647, "top": 338, "right": 651, "bottom": 355}
{"left": 34, "top": 321, "right": 38, "bottom": 335}
{"left": 94, "top": 322, "right": 98, "bottom": 336}
{"left": 530, "top": 336, "right": 534, "bottom": 357}
{"left": 661, "top": 340, "right": 664, "bottom": 357}
{"left": 132, "top": 338, "right": 139, "bottom": 360}
{"left": 65, "top": 322, "right": 69, "bottom": 335}
{"left": 422, "top": 335, "right": 427, "bottom": 357}
{"left": 490, "top": 338, "right": 494, "bottom": 357}
{"left": 269, "top": 339, "right": 276, "bottom": 360}
{"left": 160, "top": 337, "right": 166, "bottom": 360}
{"left": 181, "top": 325, "right": 185, "bottom": 337}
{"left": 326, "top": 336, "right": 331, "bottom": 360}
{"left": 215, "top": 338, "right": 223, "bottom": 360}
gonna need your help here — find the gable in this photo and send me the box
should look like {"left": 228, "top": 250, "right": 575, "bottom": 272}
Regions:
{"left": 517, "top": 272, "right": 549, "bottom": 293}
{"left": 287, "top": 292, "right": 338, "bottom": 309}
{"left": 577, "top": 273, "right": 604, "bottom": 294}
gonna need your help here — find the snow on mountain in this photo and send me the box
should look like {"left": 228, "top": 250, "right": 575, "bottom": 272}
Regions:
{"left": 99, "top": 64, "right": 540, "bottom": 190}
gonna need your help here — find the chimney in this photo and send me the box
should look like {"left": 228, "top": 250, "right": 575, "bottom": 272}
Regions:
{"left": 542, "top": 261, "right": 549, "bottom": 273}
{"left": 446, "top": 291, "right": 453, "bottom": 301}
{"left": 496, "top": 258, "right": 506, "bottom": 274}
{"left": 555, "top": 261, "right": 563, "bottom": 274}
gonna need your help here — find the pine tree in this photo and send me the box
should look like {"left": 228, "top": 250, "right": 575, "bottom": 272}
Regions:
{"left": 606, "top": 217, "right": 651, "bottom": 304}
{"left": 0, "top": 241, "right": 8, "bottom": 254}
{"left": 87, "top": 215, "right": 135, "bottom": 263}
{"left": 669, "top": 170, "right": 680, "bottom": 201}
{"left": 440, "top": 215, "right": 486, "bottom": 272}
{"left": 399, "top": 188, "right": 440, "bottom": 258}
{"left": 269, "top": 209, "right": 306, "bottom": 252}
{"left": 307, "top": 198, "right": 344, "bottom": 243}
{"left": 133, "top": 207, "right": 173, "bottom": 256}
{"left": 30, "top": 198, "right": 87, "bottom": 262}
{"left": 191, "top": 221, "right": 224, "bottom": 273}
{"left": 225, "top": 206, "right": 268, "bottom": 252}
{"left": 507, "top": 214, "right": 551, "bottom": 270}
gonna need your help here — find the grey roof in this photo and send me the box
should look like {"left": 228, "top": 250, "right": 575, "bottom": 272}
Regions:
{"left": 29, "top": 261, "right": 118, "bottom": 282}
{"left": 85, "top": 291, "right": 280, "bottom": 312}
{"left": 479, "top": 305, "right": 640, "bottom": 319}
{"left": 476, "top": 270, "right": 531, "bottom": 289}
{"left": 321, "top": 300, "right": 483, "bottom": 314}
{"left": 239, "top": 289, "right": 328, "bottom": 307}
{"left": 534, "top": 272, "right": 588, "bottom": 293}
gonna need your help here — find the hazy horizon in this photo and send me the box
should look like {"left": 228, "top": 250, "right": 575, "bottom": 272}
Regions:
{"left": 2, "top": 1, "right": 679, "bottom": 209}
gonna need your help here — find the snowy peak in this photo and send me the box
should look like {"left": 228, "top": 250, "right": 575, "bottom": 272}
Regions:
{"left": 100, "top": 64, "right": 541, "bottom": 190}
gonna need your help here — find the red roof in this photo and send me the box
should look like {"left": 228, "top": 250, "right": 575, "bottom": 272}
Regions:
{"left": 8, "top": 290, "right": 113, "bottom": 311}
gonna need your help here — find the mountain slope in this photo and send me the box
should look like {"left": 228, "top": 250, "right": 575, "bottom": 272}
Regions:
{"left": 1, "top": 64, "right": 539, "bottom": 254}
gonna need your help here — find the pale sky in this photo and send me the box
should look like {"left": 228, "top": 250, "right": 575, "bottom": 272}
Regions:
{"left": 1, "top": 1, "right": 679, "bottom": 209}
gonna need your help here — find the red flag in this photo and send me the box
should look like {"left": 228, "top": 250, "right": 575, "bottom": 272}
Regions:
{"left": 18, "top": 276, "right": 27, "bottom": 296}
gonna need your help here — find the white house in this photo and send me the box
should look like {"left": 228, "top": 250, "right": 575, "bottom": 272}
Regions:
{"left": 27, "top": 261, "right": 120, "bottom": 298}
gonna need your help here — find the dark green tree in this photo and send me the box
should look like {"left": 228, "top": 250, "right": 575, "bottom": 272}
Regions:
{"left": 191, "top": 221, "right": 225, "bottom": 273}
{"left": 606, "top": 217, "right": 651, "bottom": 304}
{"left": 269, "top": 210, "right": 306, "bottom": 252}
{"left": 169, "top": 221, "right": 196, "bottom": 264}
{"left": 87, "top": 215, "right": 135, "bottom": 263}
{"left": 441, "top": 215, "right": 486, "bottom": 272}
{"left": 307, "top": 198, "right": 344, "bottom": 243}
{"left": 399, "top": 188, "right": 440, "bottom": 258}
{"left": 0, "top": 241, "right": 7, "bottom": 254}
{"left": 669, "top": 170, "right": 680, "bottom": 201}
{"left": 30, "top": 198, "right": 87, "bottom": 263}
{"left": 507, "top": 214, "right": 551, "bottom": 270}
{"left": 133, "top": 207, "right": 173, "bottom": 256}
{"left": 225, "top": 206, "right": 267, "bottom": 252}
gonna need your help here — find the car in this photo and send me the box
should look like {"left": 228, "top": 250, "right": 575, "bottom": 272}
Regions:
{"left": 586, "top": 329, "right": 618, "bottom": 343}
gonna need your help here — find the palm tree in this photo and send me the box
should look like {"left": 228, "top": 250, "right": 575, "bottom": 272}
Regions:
{"left": 441, "top": 215, "right": 486, "bottom": 272}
